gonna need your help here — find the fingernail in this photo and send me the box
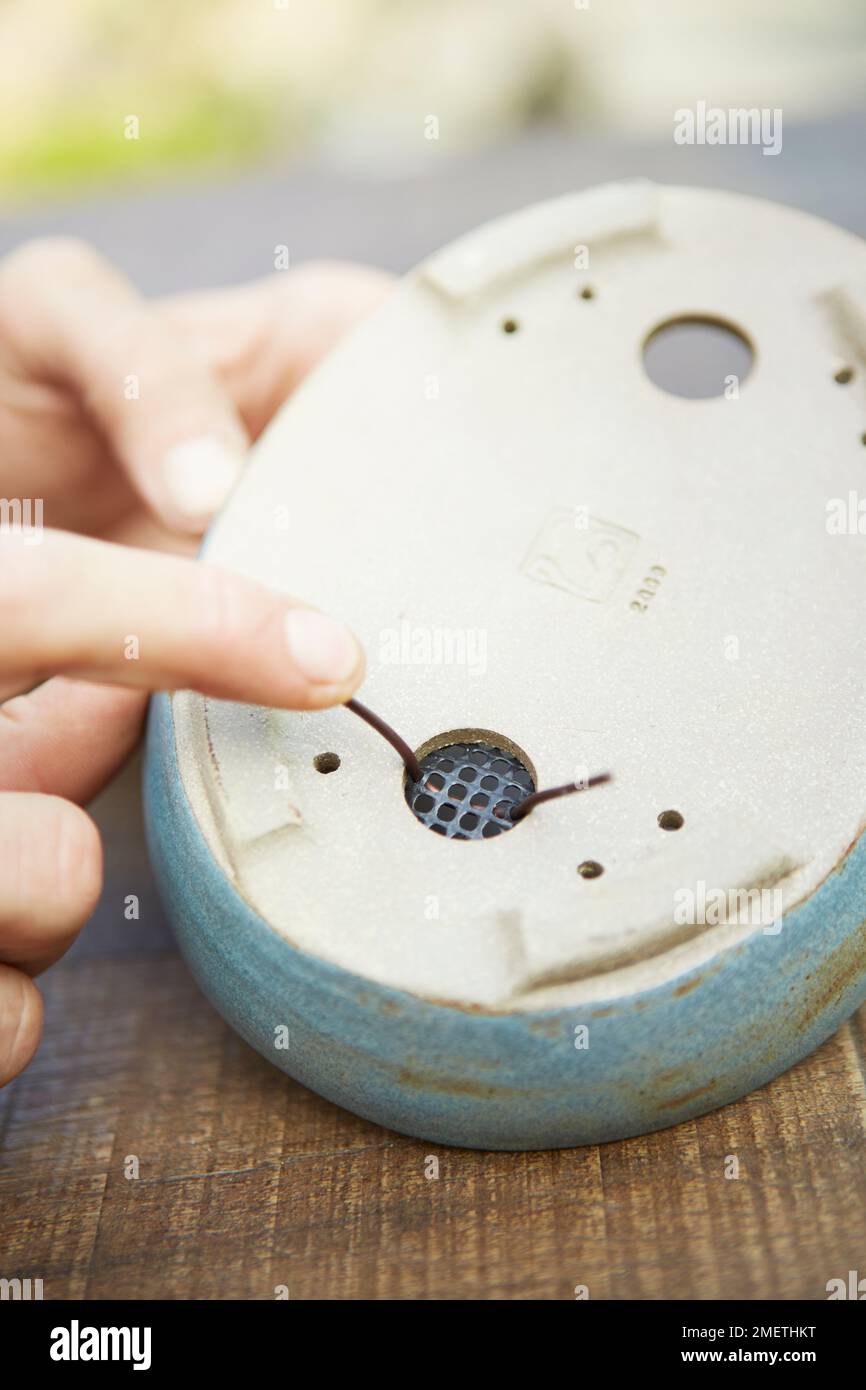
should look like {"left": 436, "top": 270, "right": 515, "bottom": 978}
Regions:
{"left": 284, "top": 609, "right": 360, "bottom": 685}
{"left": 162, "top": 436, "right": 244, "bottom": 528}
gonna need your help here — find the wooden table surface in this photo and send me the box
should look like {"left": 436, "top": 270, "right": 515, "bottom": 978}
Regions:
{"left": 2, "top": 123, "right": 866, "bottom": 1301}
{"left": 3, "top": 762, "right": 865, "bottom": 1301}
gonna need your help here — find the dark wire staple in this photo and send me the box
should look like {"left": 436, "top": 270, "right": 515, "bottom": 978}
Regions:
{"left": 509, "top": 771, "right": 612, "bottom": 822}
{"left": 345, "top": 698, "right": 422, "bottom": 783}
{"left": 345, "top": 698, "right": 612, "bottom": 824}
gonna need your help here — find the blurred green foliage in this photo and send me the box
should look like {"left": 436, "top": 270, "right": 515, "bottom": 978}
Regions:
{"left": 0, "top": 88, "right": 274, "bottom": 198}
{"left": 1, "top": 0, "right": 863, "bottom": 204}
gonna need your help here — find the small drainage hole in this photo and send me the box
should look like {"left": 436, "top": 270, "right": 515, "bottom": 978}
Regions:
{"left": 502, "top": 318, "right": 519, "bottom": 334}
{"left": 579, "top": 286, "right": 595, "bottom": 300}
{"left": 578, "top": 860, "right": 604, "bottom": 879}
{"left": 658, "top": 808, "right": 684, "bottom": 831}
{"left": 835, "top": 366, "right": 854, "bottom": 385}
{"left": 314, "top": 752, "right": 341, "bottom": 774}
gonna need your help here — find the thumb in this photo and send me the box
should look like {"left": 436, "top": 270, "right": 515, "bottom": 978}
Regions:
{"left": 0, "top": 964, "right": 42, "bottom": 1086}
{"left": 0, "top": 237, "right": 249, "bottom": 534}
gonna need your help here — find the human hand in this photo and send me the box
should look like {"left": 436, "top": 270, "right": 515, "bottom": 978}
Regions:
{"left": 0, "top": 238, "right": 392, "bottom": 1084}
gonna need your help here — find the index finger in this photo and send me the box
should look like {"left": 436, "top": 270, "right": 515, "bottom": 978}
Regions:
{"left": 1, "top": 530, "right": 364, "bottom": 709}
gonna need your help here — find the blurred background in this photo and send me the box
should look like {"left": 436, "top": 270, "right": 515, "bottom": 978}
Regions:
{"left": 1, "top": 0, "right": 864, "bottom": 203}
{"left": 1, "top": 0, "right": 864, "bottom": 292}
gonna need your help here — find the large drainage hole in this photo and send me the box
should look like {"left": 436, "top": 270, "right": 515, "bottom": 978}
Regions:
{"left": 643, "top": 315, "right": 753, "bottom": 399}
{"left": 406, "top": 740, "right": 535, "bottom": 840}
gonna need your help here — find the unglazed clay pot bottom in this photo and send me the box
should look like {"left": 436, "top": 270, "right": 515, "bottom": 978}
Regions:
{"left": 144, "top": 182, "right": 866, "bottom": 1149}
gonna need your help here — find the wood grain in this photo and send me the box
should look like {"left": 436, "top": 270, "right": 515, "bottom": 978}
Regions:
{"left": 2, "top": 760, "right": 865, "bottom": 1300}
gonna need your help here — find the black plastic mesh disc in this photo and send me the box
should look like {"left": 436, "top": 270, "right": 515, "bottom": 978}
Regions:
{"left": 406, "top": 741, "right": 535, "bottom": 839}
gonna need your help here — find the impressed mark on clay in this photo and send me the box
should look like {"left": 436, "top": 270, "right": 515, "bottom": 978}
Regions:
{"left": 521, "top": 508, "right": 639, "bottom": 602}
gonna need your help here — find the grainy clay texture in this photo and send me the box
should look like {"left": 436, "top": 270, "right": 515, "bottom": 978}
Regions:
{"left": 147, "top": 184, "right": 866, "bottom": 1148}
{"left": 174, "top": 183, "right": 866, "bottom": 1010}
